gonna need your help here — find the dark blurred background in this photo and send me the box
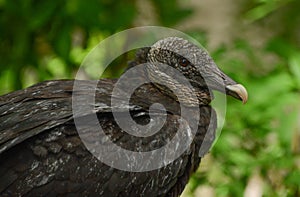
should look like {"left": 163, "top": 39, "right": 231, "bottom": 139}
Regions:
{"left": 1, "top": 0, "right": 300, "bottom": 196}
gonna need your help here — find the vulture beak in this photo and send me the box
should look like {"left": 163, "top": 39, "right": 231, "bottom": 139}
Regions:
{"left": 225, "top": 84, "right": 248, "bottom": 104}
{"left": 202, "top": 64, "right": 248, "bottom": 104}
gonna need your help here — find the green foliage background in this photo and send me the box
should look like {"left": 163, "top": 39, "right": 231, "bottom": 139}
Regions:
{"left": 0, "top": 0, "right": 299, "bottom": 196}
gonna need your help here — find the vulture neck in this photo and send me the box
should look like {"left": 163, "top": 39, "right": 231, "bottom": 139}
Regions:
{"left": 125, "top": 48, "right": 212, "bottom": 112}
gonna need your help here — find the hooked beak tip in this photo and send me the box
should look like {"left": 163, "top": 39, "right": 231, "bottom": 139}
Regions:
{"left": 226, "top": 84, "right": 248, "bottom": 104}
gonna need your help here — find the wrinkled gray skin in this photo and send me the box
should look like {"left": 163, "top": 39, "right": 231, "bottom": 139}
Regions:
{"left": 146, "top": 37, "right": 243, "bottom": 106}
{"left": 0, "top": 37, "right": 245, "bottom": 197}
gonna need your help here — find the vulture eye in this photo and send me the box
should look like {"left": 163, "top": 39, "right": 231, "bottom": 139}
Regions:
{"left": 178, "top": 57, "right": 189, "bottom": 67}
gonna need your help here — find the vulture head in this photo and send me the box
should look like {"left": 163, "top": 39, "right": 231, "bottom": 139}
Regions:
{"left": 145, "top": 37, "right": 248, "bottom": 106}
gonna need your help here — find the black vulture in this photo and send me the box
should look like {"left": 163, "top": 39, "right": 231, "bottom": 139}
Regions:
{"left": 0, "top": 37, "right": 247, "bottom": 196}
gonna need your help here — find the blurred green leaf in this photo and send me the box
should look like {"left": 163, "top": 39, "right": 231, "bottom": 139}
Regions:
{"left": 245, "top": 0, "right": 294, "bottom": 21}
{"left": 285, "top": 170, "right": 300, "bottom": 187}
{"left": 152, "top": 0, "right": 193, "bottom": 26}
{"left": 46, "top": 57, "right": 67, "bottom": 77}
{"left": 266, "top": 38, "right": 297, "bottom": 59}
{"left": 53, "top": 26, "right": 71, "bottom": 63}
{"left": 288, "top": 53, "right": 300, "bottom": 88}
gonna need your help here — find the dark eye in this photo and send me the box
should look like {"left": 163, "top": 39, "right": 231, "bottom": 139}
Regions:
{"left": 178, "top": 57, "right": 189, "bottom": 67}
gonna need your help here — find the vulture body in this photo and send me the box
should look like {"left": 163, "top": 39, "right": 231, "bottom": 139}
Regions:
{"left": 0, "top": 37, "right": 247, "bottom": 196}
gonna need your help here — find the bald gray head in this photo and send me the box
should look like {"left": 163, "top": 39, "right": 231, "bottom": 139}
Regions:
{"left": 145, "top": 37, "right": 248, "bottom": 106}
